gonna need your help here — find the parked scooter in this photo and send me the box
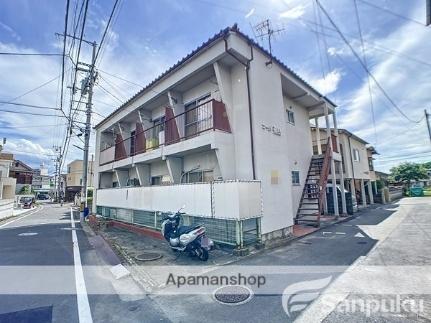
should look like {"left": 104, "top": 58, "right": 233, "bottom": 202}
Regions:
{"left": 161, "top": 206, "right": 214, "bottom": 261}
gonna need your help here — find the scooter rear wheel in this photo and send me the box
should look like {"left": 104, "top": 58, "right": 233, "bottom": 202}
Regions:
{"left": 197, "top": 247, "right": 209, "bottom": 261}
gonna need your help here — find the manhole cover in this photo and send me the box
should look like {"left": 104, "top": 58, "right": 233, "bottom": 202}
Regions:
{"left": 135, "top": 252, "right": 162, "bottom": 261}
{"left": 128, "top": 305, "right": 139, "bottom": 312}
{"left": 213, "top": 285, "right": 253, "bottom": 305}
{"left": 18, "top": 232, "right": 38, "bottom": 236}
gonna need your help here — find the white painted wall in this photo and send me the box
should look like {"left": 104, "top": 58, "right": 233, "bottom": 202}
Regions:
{"left": 283, "top": 96, "right": 313, "bottom": 216}
{"left": 183, "top": 150, "right": 221, "bottom": 178}
{"left": 97, "top": 181, "right": 261, "bottom": 220}
{"left": 182, "top": 78, "right": 220, "bottom": 104}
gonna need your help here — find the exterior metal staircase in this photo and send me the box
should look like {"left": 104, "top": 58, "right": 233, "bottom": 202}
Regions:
{"left": 295, "top": 138, "right": 332, "bottom": 227}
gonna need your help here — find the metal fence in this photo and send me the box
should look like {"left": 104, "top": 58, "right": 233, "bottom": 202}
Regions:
{"left": 96, "top": 205, "right": 260, "bottom": 247}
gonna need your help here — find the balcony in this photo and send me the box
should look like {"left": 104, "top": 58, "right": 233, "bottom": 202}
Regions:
{"left": 99, "top": 99, "right": 231, "bottom": 166}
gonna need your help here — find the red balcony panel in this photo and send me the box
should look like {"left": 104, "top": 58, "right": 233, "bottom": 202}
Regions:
{"left": 213, "top": 100, "right": 231, "bottom": 132}
{"left": 114, "top": 133, "right": 127, "bottom": 161}
{"left": 164, "top": 107, "right": 180, "bottom": 145}
{"left": 135, "top": 122, "right": 146, "bottom": 155}
{"left": 331, "top": 134, "right": 339, "bottom": 153}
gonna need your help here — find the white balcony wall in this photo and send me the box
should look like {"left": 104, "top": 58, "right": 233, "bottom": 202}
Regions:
{"left": 96, "top": 181, "right": 262, "bottom": 220}
{"left": 100, "top": 146, "right": 115, "bottom": 166}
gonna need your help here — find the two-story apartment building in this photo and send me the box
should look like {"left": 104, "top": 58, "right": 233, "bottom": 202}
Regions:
{"left": 311, "top": 128, "right": 377, "bottom": 208}
{"left": 93, "top": 25, "right": 344, "bottom": 247}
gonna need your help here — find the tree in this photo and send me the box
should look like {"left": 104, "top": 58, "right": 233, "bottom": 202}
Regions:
{"left": 390, "top": 162, "right": 428, "bottom": 187}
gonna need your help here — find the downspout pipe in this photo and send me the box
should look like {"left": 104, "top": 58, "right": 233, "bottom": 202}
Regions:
{"left": 347, "top": 134, "right": 356, "bottom": 193}
{"left": 223, "top": 36, "right": 256, "bottom": 180}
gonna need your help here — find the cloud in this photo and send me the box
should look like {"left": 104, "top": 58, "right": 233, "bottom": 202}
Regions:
{"left": 279, "top": 5, "right": 306, "bottom": 19}
{"left": 336, "top": 17, "right": 431, "bottom": 171}
{"left": 300, "top": 69, "right": 342, "bottom": 96}
{"left": 245, "top": 8, "right": 255, "bottom": 19}
{"left": 0, "top": 21, "right": 21, "bottom": 41}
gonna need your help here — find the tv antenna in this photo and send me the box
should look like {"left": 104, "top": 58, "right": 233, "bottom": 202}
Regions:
{"left": 253, "top": 19, "right": 284, "bottom": 66}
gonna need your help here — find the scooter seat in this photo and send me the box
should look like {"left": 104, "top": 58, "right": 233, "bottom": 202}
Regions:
{"left": 176, "top": 225, "right": 201, "bottom": 236}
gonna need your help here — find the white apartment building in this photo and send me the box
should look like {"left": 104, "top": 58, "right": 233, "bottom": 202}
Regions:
{"left": 93, "top": 25, "right": 343, "bottom": 246}
{"left": 311, "top": 128, "right": 377, "bottom": 209}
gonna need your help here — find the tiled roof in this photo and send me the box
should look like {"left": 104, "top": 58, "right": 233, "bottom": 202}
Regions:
{"left": 95, "top": 24, "right": 336, "bottom": 129}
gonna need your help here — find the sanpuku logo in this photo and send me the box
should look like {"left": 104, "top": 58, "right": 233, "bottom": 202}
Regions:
{"left": 282, "top": 276, "right": 332, "bottom": 318}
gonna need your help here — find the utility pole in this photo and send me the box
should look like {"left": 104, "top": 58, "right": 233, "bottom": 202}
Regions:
{"left": 425, "top": 109, "right": 431, "bottom": 143}
{"left": 81, "top": 41, "right": 97, "bottom": 210}
{"left": 427, "top": 0, "right": 430, "bottom": 26}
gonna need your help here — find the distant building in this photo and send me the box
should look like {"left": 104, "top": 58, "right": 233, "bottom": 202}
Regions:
{"left": 9, "top": 160, "right": 34, "bottom": 193}
{"left": 66, "top": 160, "right": 94, "bottom": 201}
{"left": 32, "top": 163, "right": 50, "bottom": 190}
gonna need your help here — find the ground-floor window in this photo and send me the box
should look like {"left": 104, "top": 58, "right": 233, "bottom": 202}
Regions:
{"left": 183, "top": 170, "right": 214, "bottom": 183}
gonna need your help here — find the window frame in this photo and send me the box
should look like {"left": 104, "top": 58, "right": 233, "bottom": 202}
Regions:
{"left": 291, "top": 170, "right": 300, "bottom": 186}
{"left": 353, "top": 149, "right": 360, "bottom": 162}
{"left": 286, "top": 107, "right": 295, "bottom": 125}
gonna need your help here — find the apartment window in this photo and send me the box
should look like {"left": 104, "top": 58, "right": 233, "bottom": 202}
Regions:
{"left": 130, "top": 130, "right": 136, "bottom": 156}
{"left": 151, "top": 176, "right": 162, "bottom": 186}
{"left": 353, "top": 149, "right": 360, "bottom": 162}
{"left": 183, "top": 170, "right": 214, "bottom": 183}
{"left": 80, "top": 178, "right": 83, "bottom": 185}
{"left": 286, "top": 108, "right": 295, "bottom": 125}
{"left": 368, "top": 157, "right": 374, "bottom": 171}
{"left": 185, "top": 94, "right": 211, "bottom": 137}
{"left": 126, "top": 178, "right": 140, "bottom": 187}
{"left": 292, "top": 171, "right": 300, "bottom": 186}
{"left": 68, "top": 167, "right": 71, "bottom": 173}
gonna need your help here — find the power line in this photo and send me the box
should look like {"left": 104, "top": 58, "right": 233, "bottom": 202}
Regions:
{"left": 0, "top": 108, "right": 62, "bottom": 117}
{"left": 98, "top": 68, "right": 143, "bottom": 88}
{"left": 0, "top": 101, "right": 59, "bottom": 110}
{"left": 0, "top": 52, "right": 63, "bottom": 56}
{"left": 97, "top": 82, "right": 123, "bottom": 103}
{"left": 357, "top": 0, "right": 425, "bottom": 26}
{"left": 0, "top": 123, "right": 68, "bottom": 129}
{"left": 98, "top": 74, "right": 128, "bottom": 100}
{"left": 353, "top": 0, "right": 377, "bottom": 146}
{"left": 315, "top": 0, "right": 422, "bottom": 124}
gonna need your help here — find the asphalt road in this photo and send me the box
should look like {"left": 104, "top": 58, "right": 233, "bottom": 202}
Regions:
{"left": 0, "top": 198, "right": 429, "bottom": 323}
{"left": 0, "top": 203, "right": 168, "bottom": 323}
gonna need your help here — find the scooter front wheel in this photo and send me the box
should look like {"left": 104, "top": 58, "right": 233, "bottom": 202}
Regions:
{"left": 197, "top": 247, "right": 209, "bottom": 261}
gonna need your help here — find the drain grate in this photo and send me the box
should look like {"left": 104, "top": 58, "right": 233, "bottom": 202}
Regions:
{"left": 357, "top": 241, "right": 367, "bottom": 244}
{"left": 213, "top": 285, "right": 253, "bottom": 305}
{"left": 135, "top": 252, "right": 162, "bottom": 261}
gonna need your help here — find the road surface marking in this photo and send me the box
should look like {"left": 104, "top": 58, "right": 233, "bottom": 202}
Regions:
{"left": 335, "top": 232, "right": 346, "bottom": 235}
{"left": 322, "top": 231, "right": 332, "bottom": 235}
{"left": 354, "top": 232, "right": 365, "bottom": 238}
{"left": 0, "top": 206, "right": 43, "bottom": 228}
{"left": 18, "top": 232, "right": 38, "bottom": 236}
{"left": 70, "top": 208, "right": 93, "bottom": 323}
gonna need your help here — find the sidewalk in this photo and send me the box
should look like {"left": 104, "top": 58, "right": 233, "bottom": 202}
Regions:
{"left": 297, "top": 197, "right": 431, "bottom": 322}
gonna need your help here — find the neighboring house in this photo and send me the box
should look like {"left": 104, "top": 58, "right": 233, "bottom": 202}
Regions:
{"left": 66, "top": 160, "right": 94, "bottom": 201}
{"left": 9, "top": 160, "right": 34, "bottom": 193}
{"left": 0, "top": 153, "right": 17, "bottom": 219}
{"left": 311, "top": 128, "right": 378, "bottom": 207}
{"left": 93, "top": 25, "right": 343, "bottom": 246}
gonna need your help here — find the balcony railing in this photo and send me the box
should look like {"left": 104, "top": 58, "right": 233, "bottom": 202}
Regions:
{"left": 99, "top": 99, "right": 231, "bottom": 165}
{"left": 312, "top": 133, "right": 339, "bottom": 154}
